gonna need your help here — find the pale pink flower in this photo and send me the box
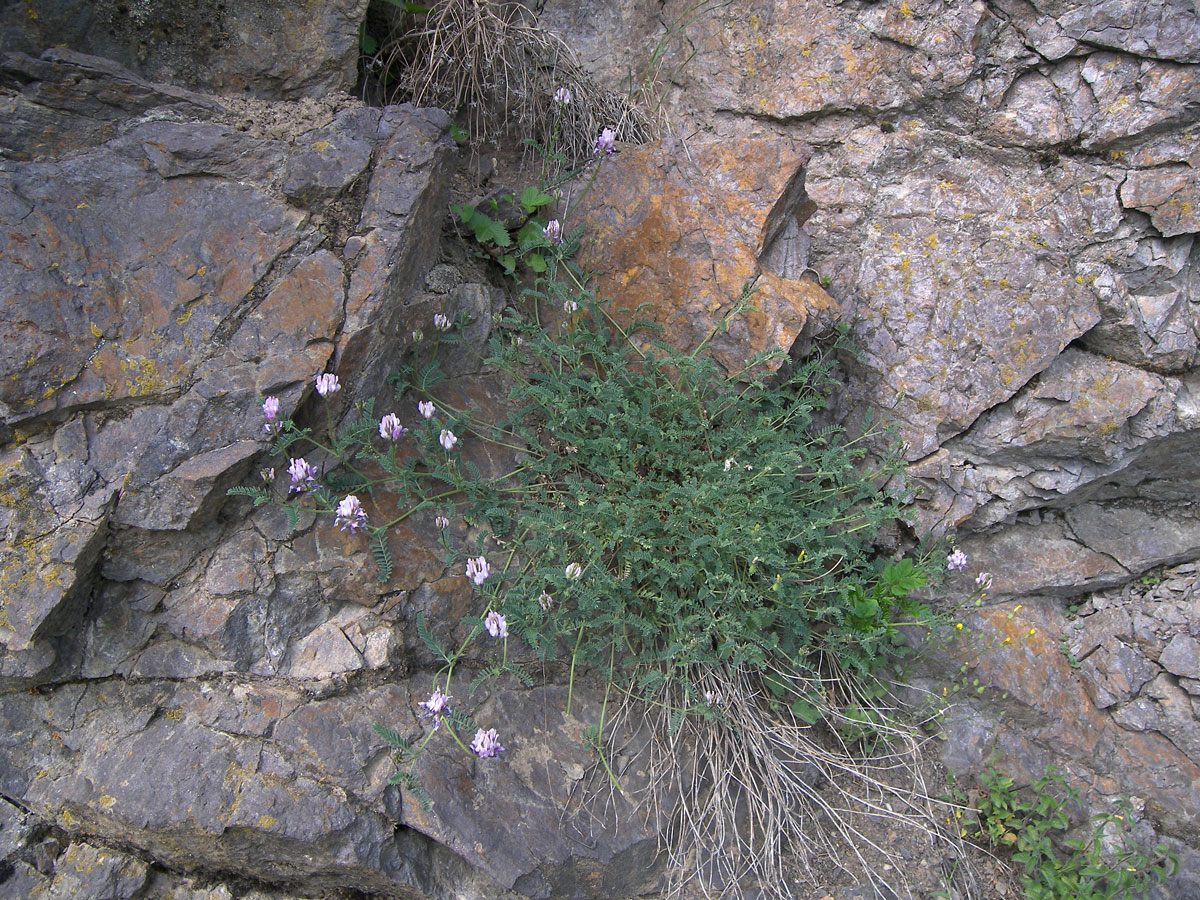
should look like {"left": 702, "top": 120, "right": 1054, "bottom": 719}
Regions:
{"left": 439, "top": 429, "right": 458, "bottom": 450}
{"left": 315, "top": 373, "right": 340, "bottom": 396}
{"left": 379, "top": 413, "right": 407, "bottom": 441}
{"left": 553, "top": 86, "right": 572, "bottom": 106}
{"left": 419, "top": 400, "right": 435, "bottom": 419}
{"left": 947, "top": 549, "right": 968, "bottom": 572}
{"left": 485, "top": 611, "right": 508, "bottom": 639}
{"left": 433, "top": 313, "right": 451, "bottom": 331}
{"left": 544, "top": 219, "right": 563, "bottom": 245}
{"left": 262, "top": 396, "right": 281, "bottom": 432}
{"left": 435, "top": 515, "right": 450, "bottom": 529}
{"left": 417, "top": 688, "right": 451, "bottom": 730}
{"left": 466, "top": 555, "right": 490, "bottom": 585}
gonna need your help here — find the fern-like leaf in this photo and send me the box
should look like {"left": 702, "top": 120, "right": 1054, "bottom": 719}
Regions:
{"left": 371, "top": 531, "right": 393, "bottom": 583}
{"left": 416, "top": 612, "right": 449, "bottom": 663}
{"left": 372, "top": 722, "right": 412, "bottom": 754}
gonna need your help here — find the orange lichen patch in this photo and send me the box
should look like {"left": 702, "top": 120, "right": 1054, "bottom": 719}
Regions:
{"left": 577, "top": 136, "right": 835, "bottom": 374}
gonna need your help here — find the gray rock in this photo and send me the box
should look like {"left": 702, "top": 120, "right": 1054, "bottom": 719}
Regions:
{"left": 41, "top": 841, "right": 150, "bottom": 899}
{"left": 1079, "top": 638, "right": 1161, "bottom": 709}
{"left": 0, "top": 794, "right": 33, "bottom": 859}
{"left": 1067, "top": 502, "right": 1200, "bottom": 572}
{"left": 0, "top": 1, "right": 368, "bottom": 100}
{"left": 1161, "top": 633, "right": 1200, "bottom": 679}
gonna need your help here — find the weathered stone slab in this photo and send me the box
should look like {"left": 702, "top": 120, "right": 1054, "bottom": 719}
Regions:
{"left": 928, "top": 601, "right": 1200, "bottom": 838}
{"left": 0, "top": 446, "right": 114, "bottom": 655}
{"left": 907, "top": 349, "right": 1193, "bottom": 531}
{"left": 806, "top": 132, "right": 1108, "bottom": 457}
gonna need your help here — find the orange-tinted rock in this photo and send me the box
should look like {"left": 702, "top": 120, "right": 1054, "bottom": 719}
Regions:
{"left": 1120, "top": 165, "right": 1200, "bottom": 237}
{"left": 575, "top": 136, "right": 837, "bottom": 372}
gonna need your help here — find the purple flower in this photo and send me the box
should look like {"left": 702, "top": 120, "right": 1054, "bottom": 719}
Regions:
{"left": 976, "top": 571, "right": 993, "bottom": 591}
{"left": 411, "top": 329, "right": 424, "bottom": 343}
{"left": 947, "top": 549, "right": 968, "bottom": 573}
{"left": 538, "top": 591, "right": 553, "bottom": 611}
{"left": 287, "top": 457, "right": 316, "bottom": 492}
{"left": 439, "top": 429, "right": 458, "bottom": 450}
{"left": 594, "top": 127, "right": 616, "bottom": 155}
{"left": 335, "top": 494, "right": 367, "bottom": 532}
{"left": 435, "top": 515, "right": 450, "bottom": 530}
{"left": 553, "top": 86, "right": 572, "bottom": 106}
{"left": 485, "top": 611, "right": 508, "bottom": 639}
{"left": 703, "top": 689, "right": 722, "bottom": 707}
{"left": 315, "top": 373, "right": 340, "bottom": 397}
{"left": 470, "top": 727, "right": 505, "bottom": 759}
{"left": 379, "top": 413, "right": 407, "bottom": 441}
{"left": 417, "top": 688, "right": 451, "bottom": 730}
{"left": 563, "top": 299, "right": 579, "bottom": 314}
{"left": 565, "top": 562, "right": 583, "bottom": 580}
{"left": 419, "top": 400, "right": 435, "bottom": 419}
{"left": 262, "top": 396, "right": 281, "bottom": 432}
{"left": 433, "top": 313, "right": 451, "bottom": 331}
{"left": 544, "top": 219, "right": 563, "bottom": 245}
{"left": 466, "top": 555, "right": 490, "bottom": 585}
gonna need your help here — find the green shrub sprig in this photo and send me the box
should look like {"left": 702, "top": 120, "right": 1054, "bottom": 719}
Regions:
{"left": 959, "top": 768, "right": 1178, "bottom": 900}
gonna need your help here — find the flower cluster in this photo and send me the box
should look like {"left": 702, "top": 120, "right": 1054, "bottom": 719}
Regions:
{"left": 439, "top": 429, "right": 458, "bottom": 450}
{"left": 594, "top": 127, "right": 616, "bottom": 155}
{"left": 287, "top": 457, "right": 316, "bottom": 492}
{"left": 417, "top": 688, "right": 451, "bottom": 730}
{"left": 946, "top": 549, "right": 968, "bottom": 572}
{"left": 262, "top": 396, "right": 282, "bottom": 433}
{"left": 470, "top": 728, "right": 505, "bottom": 759}
{"left": 485, "top": 610, "right": 507, "bottom": 639}
{"left": 379, "top": 413, "right": 407, "bottom": 441}
{"left": 315, "top": 373, "right": 340, "bottom": 397}
{"left": 544, "top": 219, "right": 562, "bottom": 245}
{"left": 433, "top": 313, "right": 451, "bottom": 331}
{"left": 553, "top": 86, "right": 572, "bottom": 106}
{"left": 466, "top": 556, "right": 491, "bottom": 585}
{"left": 419, "top": 400, "right": 435, "bottom": 419}
{"left": 335, "top": 494, "right": 367, "bottom": 533}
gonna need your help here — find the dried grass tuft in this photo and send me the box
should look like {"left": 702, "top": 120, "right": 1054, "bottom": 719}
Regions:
{"left": 602, "top": 662, "right": 989, "bottom": 900}
{"left": 369, "top": 0, "right": 649, "bottom": 162}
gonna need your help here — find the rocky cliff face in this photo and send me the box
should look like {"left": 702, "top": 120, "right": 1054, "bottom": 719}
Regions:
{"left": 0, "top": 40, "right": 660, "bottom": 900}
{"left": 540, "top": 0, "right": 1199, "bottom": 893}
{"left": 0, "top": 0, "right": 1198, "bottom": 898}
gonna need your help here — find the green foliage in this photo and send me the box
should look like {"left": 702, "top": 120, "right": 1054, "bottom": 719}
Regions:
{"left": 451, "top": 198, "right": 556, "bottom": 278}
{"left": 450, "top": 281, "right": 932, "bottom": 722}
{"left": 969, "top": 768, "right": 1177, "bottom": 900}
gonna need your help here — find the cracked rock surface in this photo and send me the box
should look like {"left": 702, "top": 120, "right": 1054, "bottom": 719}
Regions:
{"left": 1, "top": 0, "right": 1199, "bottom": 897}
{"left": 541, "top": 0, "right": 1200, "bottom": 894}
